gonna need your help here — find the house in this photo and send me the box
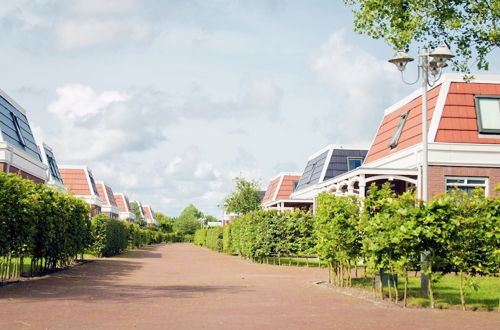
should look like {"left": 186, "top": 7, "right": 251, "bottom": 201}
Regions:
{"left": 0, "top": 89, "right": 47, "bottom": 183}
{"left": 310, "top": 73, "right": 500, "bottom": 202}
{"left": 59, "top": 165, "right": 102, "bottom": 216}
{"left": 114, "top": 193, "right": 136, "bottom": 222}
{"left": 37, "top": 141, "right": 66, "bottom": 192}
{"left": 143, "top": 205, "right": 157, "bottom": 226}
{"left": 288, "top": 144, "right": 368, "bottom": 210}
{"left": 96, "top": 181, "right": 120, "bottom": 219}
{"left": 261, "top": 172, "right": 304, "bottom": 211}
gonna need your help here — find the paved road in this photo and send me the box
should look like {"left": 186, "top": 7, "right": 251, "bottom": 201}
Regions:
{"left": 0, "top": 243, "right": 498, "bottom": 329}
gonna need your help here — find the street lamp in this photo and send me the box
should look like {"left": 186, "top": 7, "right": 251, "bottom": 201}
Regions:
{"left": 388, "top": 42, "right": 454, "bottom": 203}
{"left": 217, "top": 202, "right": 228, "bottom": 225}
{"left": 389, "top": 43, "right": 454, "bottom": 294}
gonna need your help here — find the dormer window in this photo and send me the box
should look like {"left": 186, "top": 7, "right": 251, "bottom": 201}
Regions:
{"left": 475, "top": 96, "right": 500, "bottom": 134}
{"left": 388, "top": 112, "right": 408, "bottom": 149}
{"left": 47, "top": 155, "right": 62, "bottom": 181}
{"left": 11, "top": 112, "right": 26, "bottom": 147}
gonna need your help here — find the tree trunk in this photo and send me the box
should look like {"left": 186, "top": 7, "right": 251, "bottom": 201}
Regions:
{"left": 404, "top": 272, "right": 408, "bottom": 308}
{"left": 459, "top": 271, "right": 466, "bottom": 311}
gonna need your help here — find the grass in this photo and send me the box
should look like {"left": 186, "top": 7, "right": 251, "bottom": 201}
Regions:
{"left": 351, "top": 275, "right": 500, "bottom": 310}
{"left": 261, "top": 256, "right": 328, "bottom": 268}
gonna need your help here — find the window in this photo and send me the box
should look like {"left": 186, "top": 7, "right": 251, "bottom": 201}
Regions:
{"left": 47, "top": 155, "right": 61, "bottom": 181}
{"left": 347, "top": 157, "right": 363, "bottom": 171}
{"left": 292, "top": 181, "right": 298, "bottom": 191}
{"left": 388, "top": 112, "right": 409, "bottom": 149}
{"left": 10, "top": 112, "right": 26, "bottom": 147}
{"left": 306, "top": 162, "right": 317, "bottom": 184}
{"left": 89, "top": 173, "right": 99, "bottom": 195}
{"left": 445, "top": 177, "right": 487, "bottom": 195}
{"left": 476, "top": 96, "right": 500, "bottom": 134}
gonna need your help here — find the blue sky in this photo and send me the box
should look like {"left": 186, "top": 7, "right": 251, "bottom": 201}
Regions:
{"left": 1, "top": 0, "right": 498, "bottom": 217}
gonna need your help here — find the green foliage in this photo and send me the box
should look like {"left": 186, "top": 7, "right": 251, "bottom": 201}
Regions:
{"left": 225, "top": 177, "right": 262, "bottom": 215}
{"left": 130, "top": 201, "right": 146, "bottom": 228}
{"left": 173, "top": 204, "right": 202, "bottom": 235}
{"left": 222, "top": 210, "right": 314, "bottom": 261}
{"left": 155, "top": 212, "right": 174, "bottom": 233}
{"left": 91, "top": 215, "right": 128, "bottom": 257}
{"left": 194, "top": 229, "right": 207, "bottom": 246}
{"left": 314, "top": 193, "right": 362, "bottom": 286}
{"left": 343, "top": 0, "right": 500, "bottom": 71}
{"left": 0, "top": 172, "right": 91, "bottom": 280}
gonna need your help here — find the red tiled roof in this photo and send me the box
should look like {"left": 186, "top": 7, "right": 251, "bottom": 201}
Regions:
{"left": 96, "top": 182, "right": 118, "bottom": 207}
{"left": 276, "top": 175, "right": 301, "bottom": 199}
{"left": 365, "top": 80, "right": 500, "bottom": 165}
{"left": 263, "top": 174, "right": 301, "bottom": 203}
{"left": 262, "top": 177, "right": 280, "bottom": 203}
{"left": 435, "top": 82, "right": 500, "bottom": 144}
{"left": 60, "top": 168, "right": 91, "bottom": 196}
{"left": 114, "top": 193, "right": 131, "bottom": 213}
{"left": 365, "top": 85, "right": 440, "bottom": 164}
{"left": 143, "top": 205, "right": 154, "bottom": 220}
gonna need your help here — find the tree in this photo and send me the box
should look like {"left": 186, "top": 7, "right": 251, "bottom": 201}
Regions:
{"left": 343, "top": 0, "right": 500, "bottom": 71}
{"left": 155, "top": 212, "right": 174, "bottom": 233}
{"left": 173, "top": 204, "right": 203, "bottom": 235}
{"left": 130, "top": 202, "right": 147, "bottom": 228}
{"left": 225, "top": 177, "right": 262, "bottom": 215}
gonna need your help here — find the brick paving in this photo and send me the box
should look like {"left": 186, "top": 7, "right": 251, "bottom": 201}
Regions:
{"left": 0, "top": 243, "right": 498, "bottom": 329}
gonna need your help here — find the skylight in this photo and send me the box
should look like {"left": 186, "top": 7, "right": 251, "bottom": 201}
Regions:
{"left": 10, "top": 112, "right": 26, "bottom": 147}
{"left": 388, "top": 112, "right": 409, "bottom": 149}
{"left": 476, "top": 96, "right": 500, "bottom": 134}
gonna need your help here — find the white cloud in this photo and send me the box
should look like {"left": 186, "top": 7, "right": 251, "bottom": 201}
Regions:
{"left": 48, "top": 84, "right": 128, "bottom": 120}
{"left": 310, "top": 30, "right": 403, "bottom": 143}
{"left": 182, "top": 78, "right": 283, "bottom": 120}
{"left": 164, "top": 147, "right": 219, "bottom": 181}
{"left": 57, "top": 18, "right": 150, "bottom": 50}
{"left": 45, "top": 84, "right": 171, "bottom": 161}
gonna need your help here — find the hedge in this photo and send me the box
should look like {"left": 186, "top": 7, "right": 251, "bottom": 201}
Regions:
{"left": 0, "top": 171, "right": 177, "bottom": 282}
{"left": 1, "top": 172, "right": 91, "bottom": 280}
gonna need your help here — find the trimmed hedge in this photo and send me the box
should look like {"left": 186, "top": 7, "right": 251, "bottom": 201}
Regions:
{"left": 0, "top": 172, "right": 91, "bottom": 279}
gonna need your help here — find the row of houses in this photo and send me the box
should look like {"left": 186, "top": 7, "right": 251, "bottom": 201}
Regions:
{"left": 261, "top": 74, "right": 500, "bottom": 213}
{"left": 0, "top": 88, "right": 158, "bottom": 225}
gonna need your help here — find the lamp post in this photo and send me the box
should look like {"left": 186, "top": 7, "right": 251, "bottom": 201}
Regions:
{"left": 217, "top": 202, "right": 228, "bottom": 225}
{"left": 388, "top": 43, "right": 454, "bottom": 294}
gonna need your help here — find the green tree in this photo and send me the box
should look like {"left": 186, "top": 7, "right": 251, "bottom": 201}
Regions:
{"left": 225, "top": 177, "right": 262, "bottom": 215}
{"left": 343, "top": 0, "right": 499, "bottom": 70}
{"left": 130, "top": 202, "right": 146, "bottom": 228}
{"left": 155, "top": 212, "right": 174, "bottom": 233}
{"left": 173, "top": 204, "right": 203, "bottom": 235}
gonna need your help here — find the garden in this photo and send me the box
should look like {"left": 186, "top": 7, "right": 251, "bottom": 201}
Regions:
{"left": 194, "top": 183, "right": 499, "bottom": 311}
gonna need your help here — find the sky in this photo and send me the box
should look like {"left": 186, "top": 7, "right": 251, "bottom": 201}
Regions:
{"left": 1, "top": 0, "right": 498, "bottom": 217}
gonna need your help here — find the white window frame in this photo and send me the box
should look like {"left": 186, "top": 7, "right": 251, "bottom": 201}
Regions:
{"left": 346, "top": 157, "right": 363, "bottom": 171}
{"left": 475, "top": 95, "right": 500, "bottom": 134}
{"left": 445, "top": 176, "right": 488, "bottom": 196}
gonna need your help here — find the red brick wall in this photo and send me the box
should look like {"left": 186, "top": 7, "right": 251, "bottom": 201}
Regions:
{"left": 429, "top": 165, "right": 500, "bottom": 198}
{"left": 0, "top": 162, "right": 45, "bottom": 184}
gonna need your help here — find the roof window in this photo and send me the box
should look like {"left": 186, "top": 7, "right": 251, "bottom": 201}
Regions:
{"left": 347, "top": 157, "right": 363, "bottom": 171}
{"left": 306, "top": 162, "right": 317, "bottom": 184}
{"left": 388, "top": 112, "right": 408, "bottom": 149}
{"left": 11, "top": 112, "right": 26, "bottom": 147}
{"left": 47, "top": 155, "right": 62, "bottom": 181}
{"left": 475, "top": 96, "right": 500, "bottom": 134}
